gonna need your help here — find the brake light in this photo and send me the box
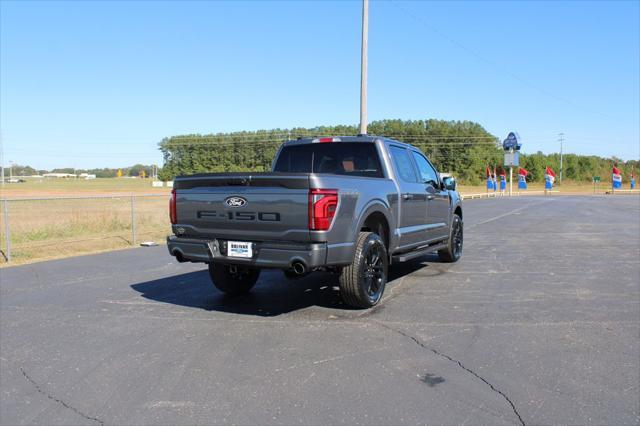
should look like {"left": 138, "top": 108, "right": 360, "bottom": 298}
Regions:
{"left": 313, "top": 137, "right": 342, "bottom": 143}
{"left": 309, "top": 189, "right": 338, "bottom": 231}
{"left": 169, "top": 189, "right": 177, "bottom": 224}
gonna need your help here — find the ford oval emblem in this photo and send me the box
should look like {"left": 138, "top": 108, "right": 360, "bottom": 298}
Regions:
{"left": 225, "top": 196, "right": 247, "bottom": 207}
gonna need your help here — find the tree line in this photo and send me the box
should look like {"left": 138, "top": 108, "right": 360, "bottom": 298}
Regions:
{"left": 5, "top": 120, "right": 635, "bottom": 185}
{"left": 158, "top": 119, "right": 638, "bottom": 185}
{"left": 2, "top": 164, "right": 157, "bottom": 179}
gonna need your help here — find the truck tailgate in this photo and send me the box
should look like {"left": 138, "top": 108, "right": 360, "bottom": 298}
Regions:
{"left": 174, "top": 173, "right": 311, "bottom": 242}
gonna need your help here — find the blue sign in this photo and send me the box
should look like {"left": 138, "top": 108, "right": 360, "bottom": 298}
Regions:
{"left": 503, "top": 132, "right": 522, "bottom": 151}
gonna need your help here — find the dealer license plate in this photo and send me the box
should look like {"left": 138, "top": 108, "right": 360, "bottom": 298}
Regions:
{"left": 227, "top": 241, "right": 253, "bottom": 258}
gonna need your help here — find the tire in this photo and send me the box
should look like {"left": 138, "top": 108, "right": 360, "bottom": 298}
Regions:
{"left": 339, "top": 232, "right": 389, "bottom": 308}
{"left": 208, "top": 263, "right": 260, "bottom": 295}
{"left": 438, "top": 214, "right": 463, "bottom": 263}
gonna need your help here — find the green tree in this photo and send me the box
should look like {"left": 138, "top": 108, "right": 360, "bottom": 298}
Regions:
{"left": 156, "top": 120, "right": 639, "bottom": 185}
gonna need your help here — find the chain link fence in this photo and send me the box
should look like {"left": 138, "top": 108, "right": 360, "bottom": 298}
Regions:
{"left": 0, "top": 194, "right": 170, "bottom": 264}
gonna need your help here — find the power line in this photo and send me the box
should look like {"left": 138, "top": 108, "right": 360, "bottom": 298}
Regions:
{"left": 388, "top": 0, "right": 611, "bottom": 119}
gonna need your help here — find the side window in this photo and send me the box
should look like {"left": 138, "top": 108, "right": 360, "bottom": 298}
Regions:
{"left": 411, "top": 151, "right": 439, "bottom": 187}
{"left": 389, "top": 146, "right": 418, "bottom": 183}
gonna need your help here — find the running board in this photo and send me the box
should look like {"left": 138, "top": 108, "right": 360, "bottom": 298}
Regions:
{"left": 392, "top": 242, "right": 448, "bottom": 263}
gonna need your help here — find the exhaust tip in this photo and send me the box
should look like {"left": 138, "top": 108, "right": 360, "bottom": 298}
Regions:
{"left": 292, "top": 261, "right": 307, "bottom": 275}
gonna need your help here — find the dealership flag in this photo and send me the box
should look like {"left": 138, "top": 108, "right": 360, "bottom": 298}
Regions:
{"left": 612, "top": 166, "right": 622, "bottom": 189}
{"left": 631, "top": 171, "right": 636, "bottom": 190}
{"left": 499, "top": 169, "right": 506, "bottom": 191}
{"left": 545, "top": 166, "right": 556, "bottom": 190}
{"left": 492, "top": 166, "right": 498, "bottom": 192}
{"left": 518, "top": 167, "right": 528, "bottom": 190}
{"left": 486, "top": 166, "right": 494, "bottom": 190}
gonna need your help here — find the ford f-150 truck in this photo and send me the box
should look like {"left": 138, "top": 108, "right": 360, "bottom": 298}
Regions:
{"left": 167, "top": 135, "right": 463, "bottom": 308}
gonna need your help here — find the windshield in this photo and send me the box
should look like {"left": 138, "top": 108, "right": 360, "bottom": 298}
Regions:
{"left": 273, "top": 142, "right": 384, "bottom": 178}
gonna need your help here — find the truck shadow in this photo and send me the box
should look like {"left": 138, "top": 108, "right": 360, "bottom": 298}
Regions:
{"left": 130, "top": 255, "right": 440, "bottom": 317}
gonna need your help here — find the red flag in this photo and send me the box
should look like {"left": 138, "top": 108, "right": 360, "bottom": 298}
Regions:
{"left": 499, "top": 168, "right": 506, "bottom": 177}
{"left": 545, "top": 166, "right": 556, "bottom": 178}
{"left": 486, "top": 165, "right": 491, "bottom": 178}
{"left": 518, "top": 167, "right": 528, "bottom": 177}
{"left": 612, "top": 166, "right": 621, "bottom": 175}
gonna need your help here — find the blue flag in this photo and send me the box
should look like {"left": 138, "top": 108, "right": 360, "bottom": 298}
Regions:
{"left": 545, "top": 178, "right": 553, "bottom": 190}
{"left": 518, "top": 174, "right": 528, "bottom": 190}
{"left": 544, "top": 166, "right": 556, "bottom": 190}
{"left": 518, "top": 168, "right": 528, "bottom": 190}
{"left": 612, "top": 166, "right": 622, "bottom": 189}
{"left": 486, "top": 166, "right": 494, "bottom": 190}
{"left": 487, "top": 177, "right": 494, "bottom": 190}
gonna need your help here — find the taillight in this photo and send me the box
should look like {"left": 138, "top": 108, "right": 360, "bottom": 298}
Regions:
{"left": 313, "top": 137, "right": 342, "bottom": 143}
{"left": 309, "top": 189, "right": 338, "bottom": 231}
{"left": 169, "top": 189, "right": 177, "bottom": 225}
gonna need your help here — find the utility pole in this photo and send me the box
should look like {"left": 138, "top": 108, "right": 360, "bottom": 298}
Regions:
{"left": 509, "top": 167, "right": 513, "bottom": 197}
{"left": 359, "top": 0, "right": 369, "bottom": 135}
{"left": 0, "top": 132, "right": 4, "bottom": 188}
{"left": 558, "top": 132, "right": 564, "bottom": 185}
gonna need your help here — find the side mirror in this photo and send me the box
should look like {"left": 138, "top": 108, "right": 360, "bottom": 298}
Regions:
{"left": 443, "top": 176, "right": 456, "bottom": 191}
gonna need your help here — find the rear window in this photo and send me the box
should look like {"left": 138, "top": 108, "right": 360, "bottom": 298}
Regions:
{"left": 273, "top": 143, "right": 384, "bottom": 178}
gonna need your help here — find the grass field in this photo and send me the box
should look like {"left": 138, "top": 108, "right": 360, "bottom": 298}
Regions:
{"left": 1, "top": 176, "right": 609, "bottom": 197}
{"left": 0, "top": 177, "right": 617, "bottom": 266}
{"left": 0, "top": 177, "right": 170, "bottom": 198}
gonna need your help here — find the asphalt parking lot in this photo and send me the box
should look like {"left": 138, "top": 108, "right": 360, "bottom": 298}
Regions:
{"left": 1, "top": 195, "right": 639, "bottom": 425}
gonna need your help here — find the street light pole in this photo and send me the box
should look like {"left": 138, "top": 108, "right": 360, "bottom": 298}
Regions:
{"left": 558, "top": 132, "right": 564, "bottom": 185}
{"left": 359, "top": 0, "right": 369, "bottom": 135}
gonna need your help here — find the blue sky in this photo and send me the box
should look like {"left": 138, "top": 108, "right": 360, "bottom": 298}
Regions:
{"left": 1, "top": 0, "right": 638, "bottom": 169}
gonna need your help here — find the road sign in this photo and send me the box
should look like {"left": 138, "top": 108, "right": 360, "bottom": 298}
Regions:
{"left": 593, "top": 176, "right": 601, "bottom": 194}
{"left": 504, "top": 152, "right": 519, "bottom": 167}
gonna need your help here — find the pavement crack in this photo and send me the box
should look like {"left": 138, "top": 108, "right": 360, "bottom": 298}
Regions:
{"left": 374, "top": 320, "right": 525, "bottom": 426}
{"left": 20, "top": 367, "right": 104, "bottom": 425}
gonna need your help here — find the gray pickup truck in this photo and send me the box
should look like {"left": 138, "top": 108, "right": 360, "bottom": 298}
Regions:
{"left": 167, "top": 135, "right": 462, "bottom": 308}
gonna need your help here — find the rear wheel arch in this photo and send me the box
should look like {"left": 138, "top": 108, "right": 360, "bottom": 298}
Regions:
{"left": 358, "top": 209, "right": 390, "bottom": 250}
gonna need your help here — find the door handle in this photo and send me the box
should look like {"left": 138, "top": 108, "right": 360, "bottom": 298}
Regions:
{"left": 402, "top": 193, "right": 413, "bottom": 200}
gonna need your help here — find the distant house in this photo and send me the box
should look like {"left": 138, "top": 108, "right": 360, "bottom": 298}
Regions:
{"left": 78, "top": 173, "right": 96, "bottom": 180}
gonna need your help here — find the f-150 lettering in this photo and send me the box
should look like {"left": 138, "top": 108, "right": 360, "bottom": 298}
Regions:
{"left": 197, "top": 211, "right": 282, "bottom": 221}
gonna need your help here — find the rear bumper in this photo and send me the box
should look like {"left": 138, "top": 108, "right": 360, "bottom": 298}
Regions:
{"left": 167, "top": 235, "right": 330, "bottom": 269}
